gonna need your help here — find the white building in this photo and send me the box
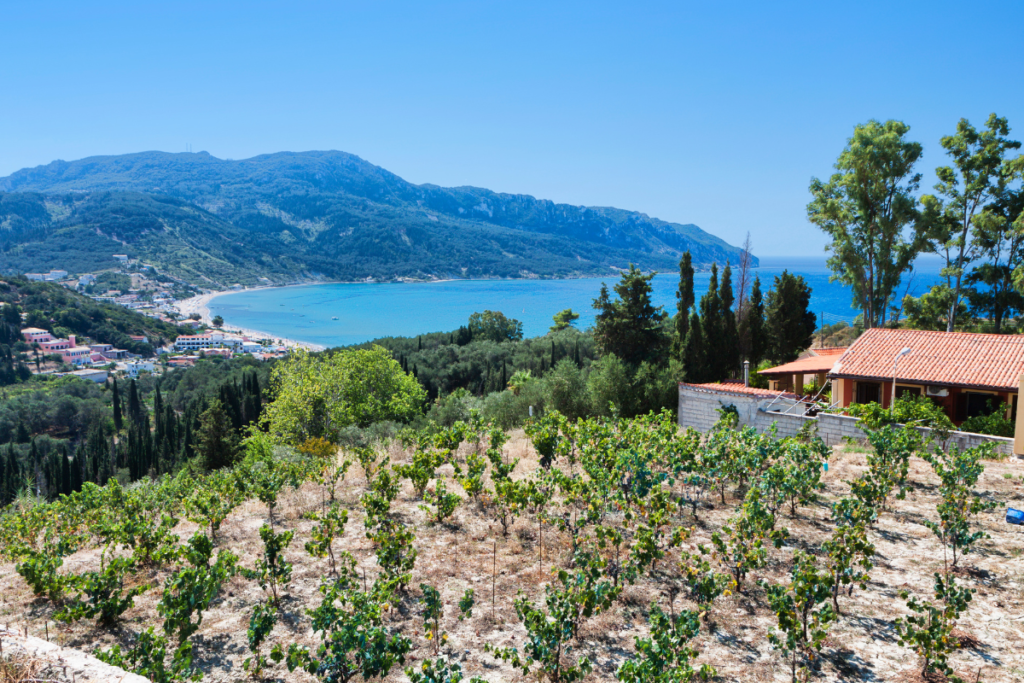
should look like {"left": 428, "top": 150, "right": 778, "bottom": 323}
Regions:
{"left": 174, "top": 332, "right": 244, "bottom": 352}
{"left": 125, "top": 360, "right": 155, "bottom": 377}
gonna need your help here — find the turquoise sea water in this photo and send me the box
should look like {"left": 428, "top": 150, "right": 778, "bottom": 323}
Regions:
{"left": 208, "top": 257, "right": 946, "bottom": 348}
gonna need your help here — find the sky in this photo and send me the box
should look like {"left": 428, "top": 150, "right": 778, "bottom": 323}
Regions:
{"left": 2, "top": 1, "right": 1022, "bottom": 257}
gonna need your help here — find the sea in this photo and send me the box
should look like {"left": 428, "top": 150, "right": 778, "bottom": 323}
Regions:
{"left": 208, "top": 256, "right": 947, "bottom": 348}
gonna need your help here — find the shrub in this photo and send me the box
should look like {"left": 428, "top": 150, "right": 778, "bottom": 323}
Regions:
{"left": 157, "top": 533, "right": 238, "bottom": 644}
{"left": 923, "top": 444, "right": 1000, "bottom": 568}
{"left": 57, "top": 553, "right": 149, "bottom": 626}
{"left": 277, "top": 579, "right": 411, "bottom": 683}
{"left": 95, "top": 627, "right": 201, "bottom": 683}
{"left": 420, "top": 480, "right": 460, "bottom": 525}
{"left": 615, "top": 606, "right": 714, "bottom": 683}
{"left": 305, "top": 503, "right": 349, "bottom": 576}
{"left": 243, "top": 600, "right": 278, "bottom": 679}
{"left": 895, "top": 573, "right": 974, "bottom": 681}
{"left": 242, "top": 525, "right": 294, "bottom": 606}
{"left": 761, "top": 551, "right": 837, "bottom": 683}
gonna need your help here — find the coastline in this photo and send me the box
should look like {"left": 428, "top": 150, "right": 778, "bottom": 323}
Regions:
{"left": 175, "top": 291, "right": 326, "bottom": 351}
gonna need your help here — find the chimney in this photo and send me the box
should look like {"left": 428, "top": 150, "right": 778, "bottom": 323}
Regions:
{"left": 69, "top": 334, "right": 76, "bottom": 347}
{"left": 743, "top": 360, "right": 750, "bottom": 387}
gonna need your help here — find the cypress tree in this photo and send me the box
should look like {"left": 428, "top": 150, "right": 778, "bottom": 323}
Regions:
{"left": 0, "top": 444, "right": 5, "bottom": 505}
{"left": 573, "top": 340, "right": 581, "bottom": 367}
{"left": 15, "top": 422, "right": 29, "bottom": 444}
{"left": 153, "top": 387, "right": 164, "bottom": 443}
{"left": 741, "top": 275, "right": 767, "bottom": 369}
{"left": 500, "top": 360, "right": 507, "bottom": 390}
{"left": 682, "top": 311, "right": 707, "bottom": 383}
{"left": 112, "top": 378, "right": 123, "bottom": 431}
{"left": 675, "top": 251, "right": 695, "bottom": 357}
{"left": 550, "top": 340, "right": 556, "bottom": 368}
{"left": 1, "top": 443, "right": 14, "bottom": 505}
{"left": 29, "top": 440, "right": 41, "bottom": 497}
{"left": 60, "top": 445, "right": 71, "bottom": 496}
{"left": 127, "top": 379, "right": 142, "bottom": 425}
{"left": 765, "top": 271, "right": 817, "bottom": 363}
{"left": 719, "top": 263, "right": 740, "bottom": 379}
{"left": 699, "top": 264, "right": 724, "bottom": 381}
{"left": 70, "top": 451, "right": 82, "bottom": 493}
{"left": 182, "top": 419, "right": 195, "bottom": 462}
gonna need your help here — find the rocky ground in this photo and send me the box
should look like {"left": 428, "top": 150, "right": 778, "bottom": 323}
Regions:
{"left": 1, "top": 433, "right": 1022, "bottom": 683}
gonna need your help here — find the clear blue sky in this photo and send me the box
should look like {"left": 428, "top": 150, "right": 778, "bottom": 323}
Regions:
{"left": 2, "top": 1, "right": 1022, "bottom": 256}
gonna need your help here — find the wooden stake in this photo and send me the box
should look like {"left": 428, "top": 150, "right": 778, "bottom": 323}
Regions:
{"left": 539, "top": 519, "right": 543, "bottom": 577}
{"left": 492, "top": 540, "right": 496, "bottom": 618}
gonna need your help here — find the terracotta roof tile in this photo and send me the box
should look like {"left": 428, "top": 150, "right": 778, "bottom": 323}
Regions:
{"left": 679, "top": 382, "right": 800, "bottom": 399}
{"left": 829, "top": 328, "right": 1024, "bottom": 391}
{"left": 811, "top": 347, "right": 848, "bottom": 356}
{"left": 759, "top": 355, "right": 843, "bottom": 376}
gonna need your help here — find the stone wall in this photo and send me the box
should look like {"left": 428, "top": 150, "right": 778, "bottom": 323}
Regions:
{"left": 678, "top": 384, "right": 1016, "bottom": 457}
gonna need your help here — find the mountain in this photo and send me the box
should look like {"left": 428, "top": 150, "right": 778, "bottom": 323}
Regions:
{"left": 0, "top": 151, "right": 754, "bottom": 287}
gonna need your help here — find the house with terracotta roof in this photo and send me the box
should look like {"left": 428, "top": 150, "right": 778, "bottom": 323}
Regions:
{"left": 759, "top": 348, "right": 848, "bottom": 394}
{"left": 828, "top": 328, "right": 1021, "bottom": 426}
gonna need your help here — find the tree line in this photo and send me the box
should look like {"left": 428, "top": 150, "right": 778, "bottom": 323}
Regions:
{"left": 0, "top": 357, "right": 268, "bottom": 507}
{"left": 808, "top": 114, "right": 1024, "bottom": 332}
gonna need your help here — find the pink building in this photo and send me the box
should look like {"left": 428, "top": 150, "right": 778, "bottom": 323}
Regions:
{"left": 61, "top": 345, "right": 93, "bottom": 365}
{"left": 39, "top": 338, "right": 72, "bottom": 352}
{"left": 21, "top": 327, "right": 53, "bottom": 344}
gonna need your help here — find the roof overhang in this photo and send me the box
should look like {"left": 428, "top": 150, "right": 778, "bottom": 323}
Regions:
{"left": 827, "top": 373, "right": 1018, "bottom": 394}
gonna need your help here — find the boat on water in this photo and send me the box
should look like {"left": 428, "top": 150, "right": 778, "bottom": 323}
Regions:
{"left": 332, "top": 316, "right": 338, "bottom": 320}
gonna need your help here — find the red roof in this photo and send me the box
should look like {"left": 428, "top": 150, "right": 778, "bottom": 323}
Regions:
{"left": 679, "top": 382, "right": 800, "bottom": 399}
{"left": 760, "top": 353, "right": 845, "bottom": 376}
{"left": 829, "top": 328, "right": 1024, "bottom": 391}
{"left": 811, "top": 347, "right": 847, "bottom": 356}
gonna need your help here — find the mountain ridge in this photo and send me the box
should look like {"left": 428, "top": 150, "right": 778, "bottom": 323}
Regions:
{"left": 0, "top": 151, "right": 754, "bottom": 287}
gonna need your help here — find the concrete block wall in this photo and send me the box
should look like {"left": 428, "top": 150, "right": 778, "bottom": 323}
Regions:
{"left": 678, "top": 386, "right": 1016, "bottom": 456}
{"left": 677, "top": 386, "right": 762, "bottom": 433}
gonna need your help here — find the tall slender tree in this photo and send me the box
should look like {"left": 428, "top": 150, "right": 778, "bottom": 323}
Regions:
{"left": 592, "top": 265, "right": 669, "bottom": 368}
{"left": 808, "top": 119, "right": 926, "bottom": 328}
{"left": 675, "top": 251, "right": 695, "bottom": 357}
{"left": 765, "top": 271, "right": 817, "bottom": 363}
{"left": 720, "top": 263, "right": 740, "bottom": 379}
{"left": 699, "top": 264, "right": 724, "bottom": 379}
{"left": 111, "top": 378, "right": 123, "bottom": 431}
{"left": 966, "top": 171, "right": 1024, "bottom": 332}
{"left": 60, "top": 445, "right": 71, "bottom": 496}
{"left": 681, "top": 312, "right": 707, "bottom": 383}
{"left": 739, "top": 276, "right": 767, "bottom": 368}
{"left": 921, "top": 114, "right": 1021, "bottom": 331}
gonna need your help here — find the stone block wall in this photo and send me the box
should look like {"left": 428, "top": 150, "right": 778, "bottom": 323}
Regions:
{"left": 678, "top": 385, "right": 1016, "bottom": 457}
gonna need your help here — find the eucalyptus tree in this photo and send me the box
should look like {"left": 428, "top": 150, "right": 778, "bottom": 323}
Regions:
{"left": 920, "top": 113, "right": 1020, "bottom": 331}
{"left": 967, "top": 157, "right": 1024, "bottom": 331}
{"left": 807, "top": 119, "right": 926, "bottom": 328}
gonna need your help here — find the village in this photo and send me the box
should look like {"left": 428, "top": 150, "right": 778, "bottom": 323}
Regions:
{"left": 18, "top": 256, "right": 294, "bottom": 385}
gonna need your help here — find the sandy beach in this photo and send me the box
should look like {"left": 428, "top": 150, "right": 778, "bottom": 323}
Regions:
{"left": 174, "top": 290, "right": 325, "bottom": 351}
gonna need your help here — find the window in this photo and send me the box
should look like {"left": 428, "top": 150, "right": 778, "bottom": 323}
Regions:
{"left": 856, "top": 381, "right": 881, "bottom": 405}
{"left": 895, "top": 385, "right": 922, "bottom": 400}
{"left": 966, "top": 392, "right": 998, "bottom": 419}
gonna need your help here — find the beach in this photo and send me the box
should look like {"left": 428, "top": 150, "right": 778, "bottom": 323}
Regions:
{"left": 174, "top": 290, "right": 326, "bottom": 351}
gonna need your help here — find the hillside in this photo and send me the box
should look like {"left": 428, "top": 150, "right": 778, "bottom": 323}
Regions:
{"left": 0, "top": 276, "right": 181, "bottom": 357}
{"left": 0, "top": 151, "right": 753, "bottom": 286}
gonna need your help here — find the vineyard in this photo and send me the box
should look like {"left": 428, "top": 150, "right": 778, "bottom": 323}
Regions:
{"left": 0, "top": 411, "right": 1020, "bottom": 683}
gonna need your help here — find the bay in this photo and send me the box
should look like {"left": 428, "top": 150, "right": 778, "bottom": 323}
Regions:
{"left": 208, "top": 256, "right": 946, "bottom": 348}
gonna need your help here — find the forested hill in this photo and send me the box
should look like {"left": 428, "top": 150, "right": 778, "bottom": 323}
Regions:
{"left": 0, "top": 151, "right": 753, "bottom": 286}
{"left": 0, "top": 277, "right": 181, "bottom": 356}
